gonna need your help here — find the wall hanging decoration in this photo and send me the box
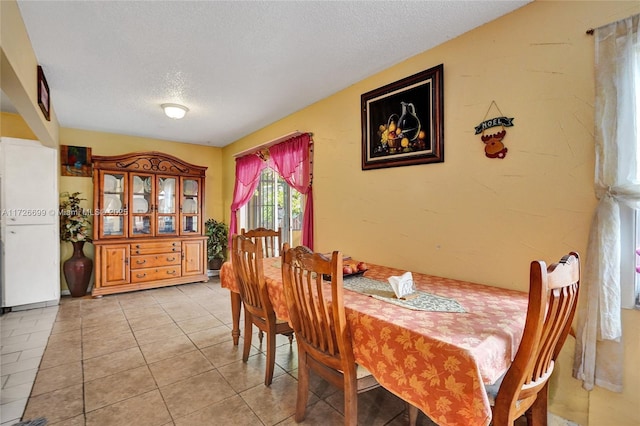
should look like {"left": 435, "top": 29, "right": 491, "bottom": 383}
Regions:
{"left": 61, "top": 145, "right": 93, "bottom": 177}
{"left": 37, "top": 65, "right": 50, "bottom": 121}
{"left": 361, "top": 64, "right": 444, "bottom": 170}
{"left": 475, "top": 101, "right": 514, "bottom": 159}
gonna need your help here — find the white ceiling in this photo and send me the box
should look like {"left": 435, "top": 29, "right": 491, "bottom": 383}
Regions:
{"left": 7, "top": 0, "right": 530, "bottom": 147}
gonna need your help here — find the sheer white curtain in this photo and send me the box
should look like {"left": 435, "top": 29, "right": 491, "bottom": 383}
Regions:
{"left": 573, "top": 14, "right": 640, "bottom": 392}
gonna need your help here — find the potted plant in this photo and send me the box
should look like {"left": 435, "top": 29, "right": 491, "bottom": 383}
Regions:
{"left": 205, "top": 218, "right": 228, "bottom": 270}
{"left": 60, "top": 192, "right": 93, "bottom": 297}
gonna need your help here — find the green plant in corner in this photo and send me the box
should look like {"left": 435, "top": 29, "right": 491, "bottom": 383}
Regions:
{"left": 59, "top": 191, "right": 92, "bottom": 242}
{"left": 205, "top": 218, "right": 228, "bottom": 269}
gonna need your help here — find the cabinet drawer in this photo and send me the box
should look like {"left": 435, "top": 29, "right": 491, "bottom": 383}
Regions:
{"left": 131, "top": 266, "right": 182, "bottom": 283}
{"left": 131, "top": 253, "right": 180, "bottom": 269}
{"left": 130, "top": 241, "right": 181, "bottom": 255}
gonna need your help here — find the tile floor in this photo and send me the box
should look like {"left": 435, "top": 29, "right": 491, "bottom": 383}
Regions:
{"left": 1, "top": 277, "right": 440, "bottom": 426}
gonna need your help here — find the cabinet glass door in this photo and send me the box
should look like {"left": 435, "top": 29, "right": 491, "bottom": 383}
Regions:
{"left": 157, "top": 176, "right": 177, "bottom": 235}
{"left": 181, "top": 177, "right": 200, "bottom": 234}
{"left": 130, "top": 173, "right": 154, "bottom": 237}
{"left": 100, "top": 171, "right": 127, "bottom": 238}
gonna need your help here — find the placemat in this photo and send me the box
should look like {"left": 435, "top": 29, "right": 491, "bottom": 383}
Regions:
{"left": 342, "top": 275, "right": 466, "bottom": 312}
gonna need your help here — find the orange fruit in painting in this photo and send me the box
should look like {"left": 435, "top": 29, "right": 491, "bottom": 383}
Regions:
{"left": 418, "top": 130, "right": 426, "bottom": 139}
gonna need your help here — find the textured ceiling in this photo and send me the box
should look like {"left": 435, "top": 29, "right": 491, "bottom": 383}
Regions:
{"left": 8, "top": 1, "right": 530, "bottom": 147}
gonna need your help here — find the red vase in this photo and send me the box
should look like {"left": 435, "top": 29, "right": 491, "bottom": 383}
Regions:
{"left": 63, "top": 241, "right": 93, "bottom": 297}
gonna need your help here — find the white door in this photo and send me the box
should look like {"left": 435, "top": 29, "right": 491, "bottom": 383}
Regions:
{"left": 2, "top": 224, "right": 59, "bottom": 307}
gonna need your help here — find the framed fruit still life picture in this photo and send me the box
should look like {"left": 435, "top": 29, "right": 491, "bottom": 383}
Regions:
{"left": 361, "top": 64, "right": 444, "bottom": 170}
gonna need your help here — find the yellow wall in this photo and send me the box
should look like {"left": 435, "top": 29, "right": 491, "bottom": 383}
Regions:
{"left": 0, "top": 0, "right": 58, "bottom": 147}
{"left": 221, "top": 1, "right": 640, "bottom": 425}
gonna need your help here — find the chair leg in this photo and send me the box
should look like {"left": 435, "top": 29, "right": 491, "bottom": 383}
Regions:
{"left": 343, "top": 374, "right": 358, "bottom": 426}
{"left": 258, "top": 330, "right": 264, "bottom": 345}
{"left": 287, "top": 332, "right": 294, "bottom": 345}
{"left": 295, "top": 351, "right": 310, "bottom": 422}
{"left": 264, "top": 328, "right": 276, "bottom": 386}
{"left": 242, "top": 310, "right": 253, "bottom": 362}
{"left": 528, "top": 384, "right": 549, "bottom": 426}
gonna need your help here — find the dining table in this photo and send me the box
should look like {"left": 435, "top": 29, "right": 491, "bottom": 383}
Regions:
{"left": 220, "top": 258, "right": 527, "bottom": 426}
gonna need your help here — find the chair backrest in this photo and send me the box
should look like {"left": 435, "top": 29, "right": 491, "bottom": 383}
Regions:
{"left": 231, "top": 234, "right": 274, "bottom": 319}
{"left": 241, "top": 227, "right": 282, "bottom": 258}
{"left": 493, "top": 252, "right": 580, "bottom": 423}
{"left": 281, "top": 245, "right": 356, "bottom": 374}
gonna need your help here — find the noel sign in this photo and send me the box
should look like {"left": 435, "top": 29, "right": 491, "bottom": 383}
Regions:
{"left": 475, "top": 101, "right": 514, "bottom": 159}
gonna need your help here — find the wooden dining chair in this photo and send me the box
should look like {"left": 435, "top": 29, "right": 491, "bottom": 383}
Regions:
{"left": 231, "top": 234, "right": 294, "bottom": 386}
{"left": 241, "top": 227, "right": 282, "bottom": 344}
{"left": 281, "top": 245, "right": 380, "bottom": 426}
{"left": 408, "top": 252, "right": 581, "bottom": 426}
{"left": 241, "top": 227, "right": 282, "bottom": 258}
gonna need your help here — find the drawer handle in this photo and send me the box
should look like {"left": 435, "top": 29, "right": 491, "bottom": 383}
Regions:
{"left": 136, "top": 273, "right": 146, "bottom": 278}
{"left": 136, "top": 244, "right": 140, "bottom": 248}
{"left": 172, "top": 242, "right": 177, "bottom": 246}
{"left": 167, "top": 270, "right": 177, "bottom": 275}
{"left": 136, "top": 259, "right": 146, "bottom": 265}
{"left": 136, "top": 250, "right": 140, "bottom": 254}
{"left": 172, "top": 248, "right": 177, "bottom": 251}
{"left": 167, "top": 257, "right": 176, "bottom": 262}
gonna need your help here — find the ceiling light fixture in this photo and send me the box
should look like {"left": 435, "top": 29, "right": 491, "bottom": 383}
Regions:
{"left": 161, "top": 103, "right": 189, "bottom": 119}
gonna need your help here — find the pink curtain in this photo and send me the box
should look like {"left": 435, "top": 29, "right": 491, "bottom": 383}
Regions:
{"left": 269, "top": 133, "right": 314, "bottom": 249}
{"left": 229, "top": 154, "right": 268, "bottom": 247}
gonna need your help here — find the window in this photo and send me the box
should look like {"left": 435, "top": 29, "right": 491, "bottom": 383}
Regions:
{"left": 240, "top": 167, "right": 303, "bottom": 249}
{"left": 625, "top": 42, "right": 640, "bottom": 309}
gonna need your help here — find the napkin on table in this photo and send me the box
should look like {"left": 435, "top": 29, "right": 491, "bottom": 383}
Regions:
{"left": 388, "top": 271, "right": 416, "bottom": 299}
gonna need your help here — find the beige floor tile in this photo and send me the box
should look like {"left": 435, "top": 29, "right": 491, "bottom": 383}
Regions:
{"left": 81, "top": 321, "right": 131, "bottom": 342}
{"left": 159, "top": 370, "right": 236, "bottom": 418}
{"left": 138, "top": 334, "right": 197, "bottom": 364}
{"left": 161, "top": 302, "right": 209, "bottom": 322}
{"left": 82, "top": 330, "right": 137, "bottom": 360}
{"left": 173, "top": 394, "right": 261, "bottom": 426}
{"left": 84, "top": 365, "right": 157, "bottom": 412}
{"left": 50, "top": 318, "right": 82, "bottom": 335}
{"left": 122, "top": 304, "right": 166, "bottom": 320}
{"left": 80, "top": 314, "right": 128, "bottom": 331}
{"left": 186, "top": 324, "right": 233, "bottom": 349}
{"left": 85, "top": 389, "right": 171, "bottom": 426}
{"left": 82, "top": 346, "right": 146, "bottom": 382}
{"left": 31, "top": 361, "right": 83, "bottom": 396}
{"left": 217, "top": 353, "right": 287, "bottom": 393}
{"left": 148, "top": 350, "right": 213, "bottom": 387}
{"left": 200, "top": 340, "right": 259, "bottom": 368}
{"left": 175, "top": 314, "right": 223, "bottom": 334}
{"left": 132, "top": 321, "right": 184, "bottom": 345}
{"left": 46, "top": 329, "right": 82, "bottom": 346}
{"left": 127, "top": 312, "right": 174, "bottom": 332}
{"left": 240, "top": 373, "right": 315, "bottom": 426}
{"left": 40, "top": 344, "right": 83, "bottom": 370}
{"left": 22, "top": 383, "right": 84, "bottom": 424}
{"left": 49, "top": 414, "right": 86, "bottom": 426}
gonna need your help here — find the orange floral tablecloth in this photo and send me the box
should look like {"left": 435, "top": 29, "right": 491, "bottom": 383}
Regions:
{"left": 220, "top": 260, "right": 527, "bottom": 426}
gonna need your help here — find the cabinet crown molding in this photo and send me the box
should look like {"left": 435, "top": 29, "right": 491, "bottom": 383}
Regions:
{"left": 92, "top": 151, "right": 207, "bottom": 177}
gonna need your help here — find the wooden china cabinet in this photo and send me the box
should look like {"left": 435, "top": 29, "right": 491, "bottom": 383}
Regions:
{"left": 91, "top": 152, "right": 208, "bottom": 296}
